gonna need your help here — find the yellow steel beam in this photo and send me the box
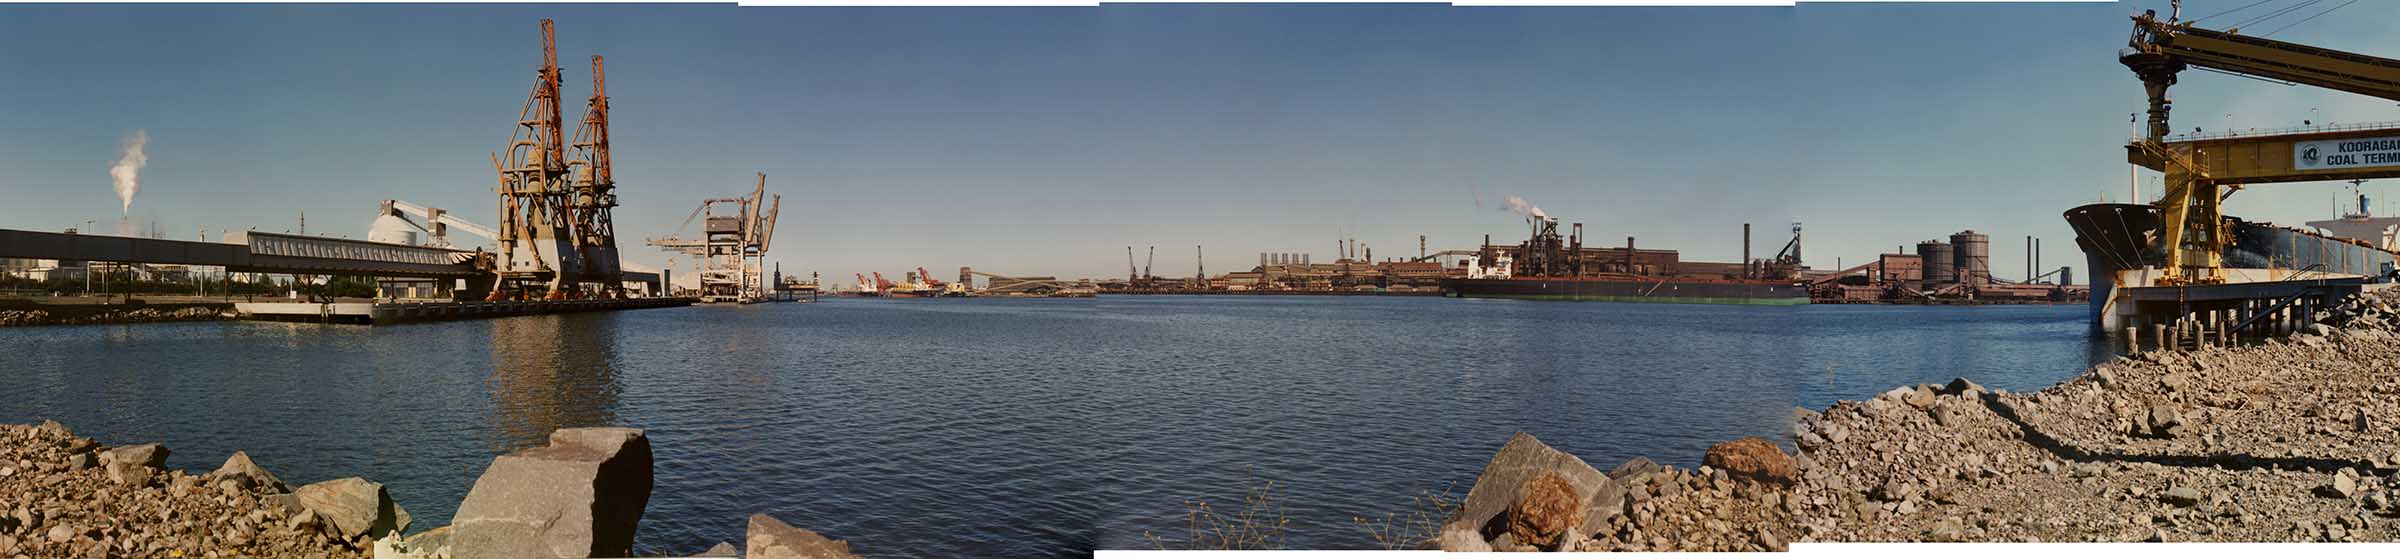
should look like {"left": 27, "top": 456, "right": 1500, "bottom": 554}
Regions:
{"left": 2131, "top": 126, "right": 2400, "bottom": 184}
{"left": 2153, "top": 26, "right": 2400, "bottom": 102}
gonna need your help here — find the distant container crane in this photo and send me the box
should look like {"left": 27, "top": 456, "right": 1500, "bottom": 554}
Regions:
{"left": 646, "top": 173, "right": 781, "bottom": 303}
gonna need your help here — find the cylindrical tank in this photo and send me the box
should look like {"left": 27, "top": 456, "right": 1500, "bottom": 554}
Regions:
{"left": 1952, "top": 230, "right": 1991, "bottom": 289}
{"left": 1917, "top": 240, "right": 1955, "bottom": 286}
{"left": 367, "top": 214, "right": 420, "bottom": 246}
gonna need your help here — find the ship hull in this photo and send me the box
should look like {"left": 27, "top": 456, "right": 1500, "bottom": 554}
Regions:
{"left": 1440, "top": 277, "right": 1810, "bottom": 305}
{"left": 2065, "top": 203, "right": 2400, "bottom": 328}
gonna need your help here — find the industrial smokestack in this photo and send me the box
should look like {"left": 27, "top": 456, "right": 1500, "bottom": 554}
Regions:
{"left": 1742, "top": 223, "right": 1752, "bottom": 279}
{"left": 110, "top": 129, "right": 149, "bottom": 215}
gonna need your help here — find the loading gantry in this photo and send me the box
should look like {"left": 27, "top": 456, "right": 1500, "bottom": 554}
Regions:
{"left": 488, "top": 19, "right": 625, "bottom": 300}
{"left": 2120, "top": 2, "right": 2400, "bottom": 285}
{"left": 646, "top": 173, "right": 782, "bottom": 303}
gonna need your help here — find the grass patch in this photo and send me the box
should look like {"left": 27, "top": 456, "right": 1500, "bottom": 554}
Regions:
{"left": 1351, "top": 484, "right": 1462, "bottom": 550}
{"left": 1145, "top": 471, "right": 1293, "bottom": 550}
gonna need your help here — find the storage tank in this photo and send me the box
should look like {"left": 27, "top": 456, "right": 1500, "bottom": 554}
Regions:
{"left": 1952, "top": 230, "right": 1991, "bottom": 289}
{"left": 367, "top": 214, "right": 420, "bottom": 246}
{"left": 1917, "top": 240, "right": 1955, "bottom": 286}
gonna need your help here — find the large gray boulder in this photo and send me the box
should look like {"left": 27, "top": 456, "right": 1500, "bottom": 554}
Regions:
{"left": 747, "top": 514, "right": 860, "bottom": 559}
{"left": 451, "top": 427, "right": 654, "bottom": 558}
{"left": 294, "top": 477, "right": 410, "bottom": 540}
{"left": 99, "top": 443, "right": 168, "bottom": 469}
{"left": 1607, "top": 456, "right": 1662, "bottom": 481}
{"left": 1442, "top": 432, "right": 1615, "bottom": 545}
{"left": 99, "top": 443, "right": 169, "bottom": 486}
{"left": 210, "top": 451, "right": 288, "bottom": 493}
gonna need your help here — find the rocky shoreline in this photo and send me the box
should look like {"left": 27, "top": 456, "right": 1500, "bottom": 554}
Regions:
{"left": 0, "top": 305, "right": 226, "bottom": 327}
{"left": 0, "top": 421, "right": 862, "bottom": 559}
{"left": 1434, "top": 433, "right": 1798, "bottom": 552}
{"left": 1436, "top": 290, "right": 2400, "bottom": 551}
{"left": 1788, "top": 291, "right": 2400, "bottom": 543}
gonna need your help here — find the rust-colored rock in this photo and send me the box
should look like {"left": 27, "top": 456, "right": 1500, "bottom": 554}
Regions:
{"left": 1444, "top": 432, "right": 1610, "bottom": 539}
{"left": 1504, "top": 471, "right": 1585, "bottom": 550}
{"left": 1702, "top": 437, "right": 1796, "bottom": 486}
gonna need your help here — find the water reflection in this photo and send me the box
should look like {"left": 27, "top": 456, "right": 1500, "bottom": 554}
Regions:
{"left": 485, "top": 314, "right": 624, "bottom": 452}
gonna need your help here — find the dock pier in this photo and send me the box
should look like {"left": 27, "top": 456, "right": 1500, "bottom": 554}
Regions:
{"left": 2110, "top": 277, "right": 2365, "bottom": 352}
{"left": 235, "top": 297, "right": 696, "bottom": 325}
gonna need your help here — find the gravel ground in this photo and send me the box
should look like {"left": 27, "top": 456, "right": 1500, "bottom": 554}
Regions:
{"left": 1792, "top": 290, "right": 2400, "bottom": 543}
{"left": 0, "top": 421, "right": 366, "bottom": 559}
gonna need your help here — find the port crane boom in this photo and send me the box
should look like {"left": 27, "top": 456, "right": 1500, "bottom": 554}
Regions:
{"left": 2121, "top": 2, "right": 2400, "bottom": 285}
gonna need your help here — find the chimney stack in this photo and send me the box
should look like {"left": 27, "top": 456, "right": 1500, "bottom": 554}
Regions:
{"left": 1742, "top": 223, "right": 1753, "bottom": 279}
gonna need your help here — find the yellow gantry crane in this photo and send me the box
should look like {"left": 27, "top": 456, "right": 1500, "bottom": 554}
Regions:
{"left": 2120, "top": 2, "right": 2400, "bottom": 285}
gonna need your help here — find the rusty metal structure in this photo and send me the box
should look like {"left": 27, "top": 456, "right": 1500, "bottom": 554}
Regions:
{"left": 489, "top": 20, "right": 621, "bottom": 300}
{"left": 647, "top": 173, "right": 781, "bottom": 303}
{"left": 567, "top": 54, "right": 623, "bottom": 291}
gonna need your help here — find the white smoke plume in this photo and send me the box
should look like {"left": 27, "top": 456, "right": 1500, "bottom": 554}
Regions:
{"left": 1503, "top": 195, "right": 1546, "bottom": 220}
{"left": 110, "top": 129, "right": 148, "bottom": 216}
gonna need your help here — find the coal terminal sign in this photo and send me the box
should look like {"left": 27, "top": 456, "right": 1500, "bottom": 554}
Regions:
{"left": 2296, "top": 136, "right": 2400, "bottom": 170}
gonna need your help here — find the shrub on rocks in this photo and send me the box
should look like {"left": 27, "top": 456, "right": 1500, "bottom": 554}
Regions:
{"left": 747, "top": 513, "right": 861, "bottom": 559}
{"left": 451, "top": 427, "right": 653, "bottom": 558}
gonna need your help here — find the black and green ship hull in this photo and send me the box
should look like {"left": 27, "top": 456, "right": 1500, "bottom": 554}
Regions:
{"left": 1439, "top": 277, "right": 1810, "bottom": 305}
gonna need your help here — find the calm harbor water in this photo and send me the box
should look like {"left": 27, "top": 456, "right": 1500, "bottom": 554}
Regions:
{"left": 0, "top": 296, "right": 2107, "bottom": 555}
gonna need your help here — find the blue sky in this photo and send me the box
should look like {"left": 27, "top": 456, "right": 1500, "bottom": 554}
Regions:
{"left": 4, "top": 2, "right": 2397, "bottom": 282}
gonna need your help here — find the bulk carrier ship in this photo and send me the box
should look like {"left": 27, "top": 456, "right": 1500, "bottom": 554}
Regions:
{"left": 2065, "top": 195, "right": 2400, "bottom": 327}
{"left": 1440, "top": 215, "right": 1810, "bottom": 305}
